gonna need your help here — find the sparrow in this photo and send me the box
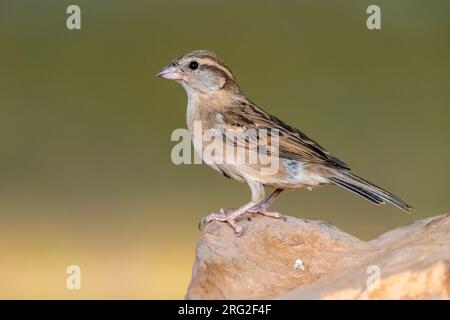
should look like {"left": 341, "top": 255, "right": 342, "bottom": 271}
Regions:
{"left": 158, "top": 50, "right": 413, "bottom": 235}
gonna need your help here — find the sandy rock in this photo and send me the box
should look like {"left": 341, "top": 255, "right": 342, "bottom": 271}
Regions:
{"left": 186, "top": 213, "right": 450, "bottom": 300}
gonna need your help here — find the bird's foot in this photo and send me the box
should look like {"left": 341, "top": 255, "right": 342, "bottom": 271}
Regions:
{"left": 247, "top": 206, "right": 286, "bottom": 221}
{"left": 199, "top": 208, "right": 244, "bottom": 235}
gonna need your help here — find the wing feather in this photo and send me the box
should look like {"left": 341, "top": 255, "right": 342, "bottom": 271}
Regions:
{"left": 216, "top": 100, "right": 349, "bottom": 170}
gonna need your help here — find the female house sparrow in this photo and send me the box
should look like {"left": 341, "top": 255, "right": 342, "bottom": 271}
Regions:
{"left": 158, "top": 50, "right": 412, "bottom": 235}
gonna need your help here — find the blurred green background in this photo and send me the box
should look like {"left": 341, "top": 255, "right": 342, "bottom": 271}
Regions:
{"left": 0, "top": 0, "right": 449, "bottom": 299}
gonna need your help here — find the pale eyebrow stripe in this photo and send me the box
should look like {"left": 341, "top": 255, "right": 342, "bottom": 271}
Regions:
{"left": 198, "top": 57, "right": 235, "bottom": 81}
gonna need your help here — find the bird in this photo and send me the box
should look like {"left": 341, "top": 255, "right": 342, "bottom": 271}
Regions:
{"left": 157, "top": 50, "right": 413, "bottom": 235}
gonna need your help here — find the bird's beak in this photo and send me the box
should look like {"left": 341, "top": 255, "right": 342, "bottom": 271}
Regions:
{"left": 157, "top": 64, "right": 183, "bottom": 80}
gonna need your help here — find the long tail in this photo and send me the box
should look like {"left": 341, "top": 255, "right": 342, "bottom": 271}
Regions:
{"left": 329, "top": 170, "right": 413, "bottom": 213}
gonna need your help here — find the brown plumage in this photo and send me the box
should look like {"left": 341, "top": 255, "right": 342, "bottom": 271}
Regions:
{"left": 158, "top": 50, "right": 413, "bottom": 235}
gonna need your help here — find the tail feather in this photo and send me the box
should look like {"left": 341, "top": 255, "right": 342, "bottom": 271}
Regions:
{"left": 329, "top": 171, "right": 413, "bottom": 213}
{"left": 329, "top": 177, "right": 385, "bottom": 205}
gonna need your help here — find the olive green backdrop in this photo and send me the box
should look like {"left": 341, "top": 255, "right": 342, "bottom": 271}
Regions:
{"left": 0, "top": 0, "right": 449, "bottom": 298}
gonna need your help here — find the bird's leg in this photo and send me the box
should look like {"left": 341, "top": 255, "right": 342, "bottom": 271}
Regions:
{"left": 200, "top": 181, "right": 265, "bottom": 235}
{"left": 201, "top": 201, "right": 259, "bottom": 235}
{"left": 247, "top": 188, "right": 285, "bottom": 220}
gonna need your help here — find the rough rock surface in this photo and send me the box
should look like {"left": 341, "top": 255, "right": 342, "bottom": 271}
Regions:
{"left": 186, "top": 213, "right": 450, "bottom": 300}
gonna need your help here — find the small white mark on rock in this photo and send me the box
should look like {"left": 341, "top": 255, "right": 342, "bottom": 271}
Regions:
{"left": 294, "top": 258, "right": 305, "bottom": 270}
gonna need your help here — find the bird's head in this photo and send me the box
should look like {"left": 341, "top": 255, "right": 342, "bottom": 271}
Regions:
{"left": 157, "top": 50, "right": 239, "bottom": 94}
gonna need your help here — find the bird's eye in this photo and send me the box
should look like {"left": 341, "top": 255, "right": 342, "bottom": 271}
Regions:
{"left": 188, "top": 61, "right": 199, "bottom": 70}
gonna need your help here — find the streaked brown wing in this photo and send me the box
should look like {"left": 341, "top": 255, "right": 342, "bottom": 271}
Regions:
{"left": 218, "top": 100, "right": 349, "bottom": 170}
